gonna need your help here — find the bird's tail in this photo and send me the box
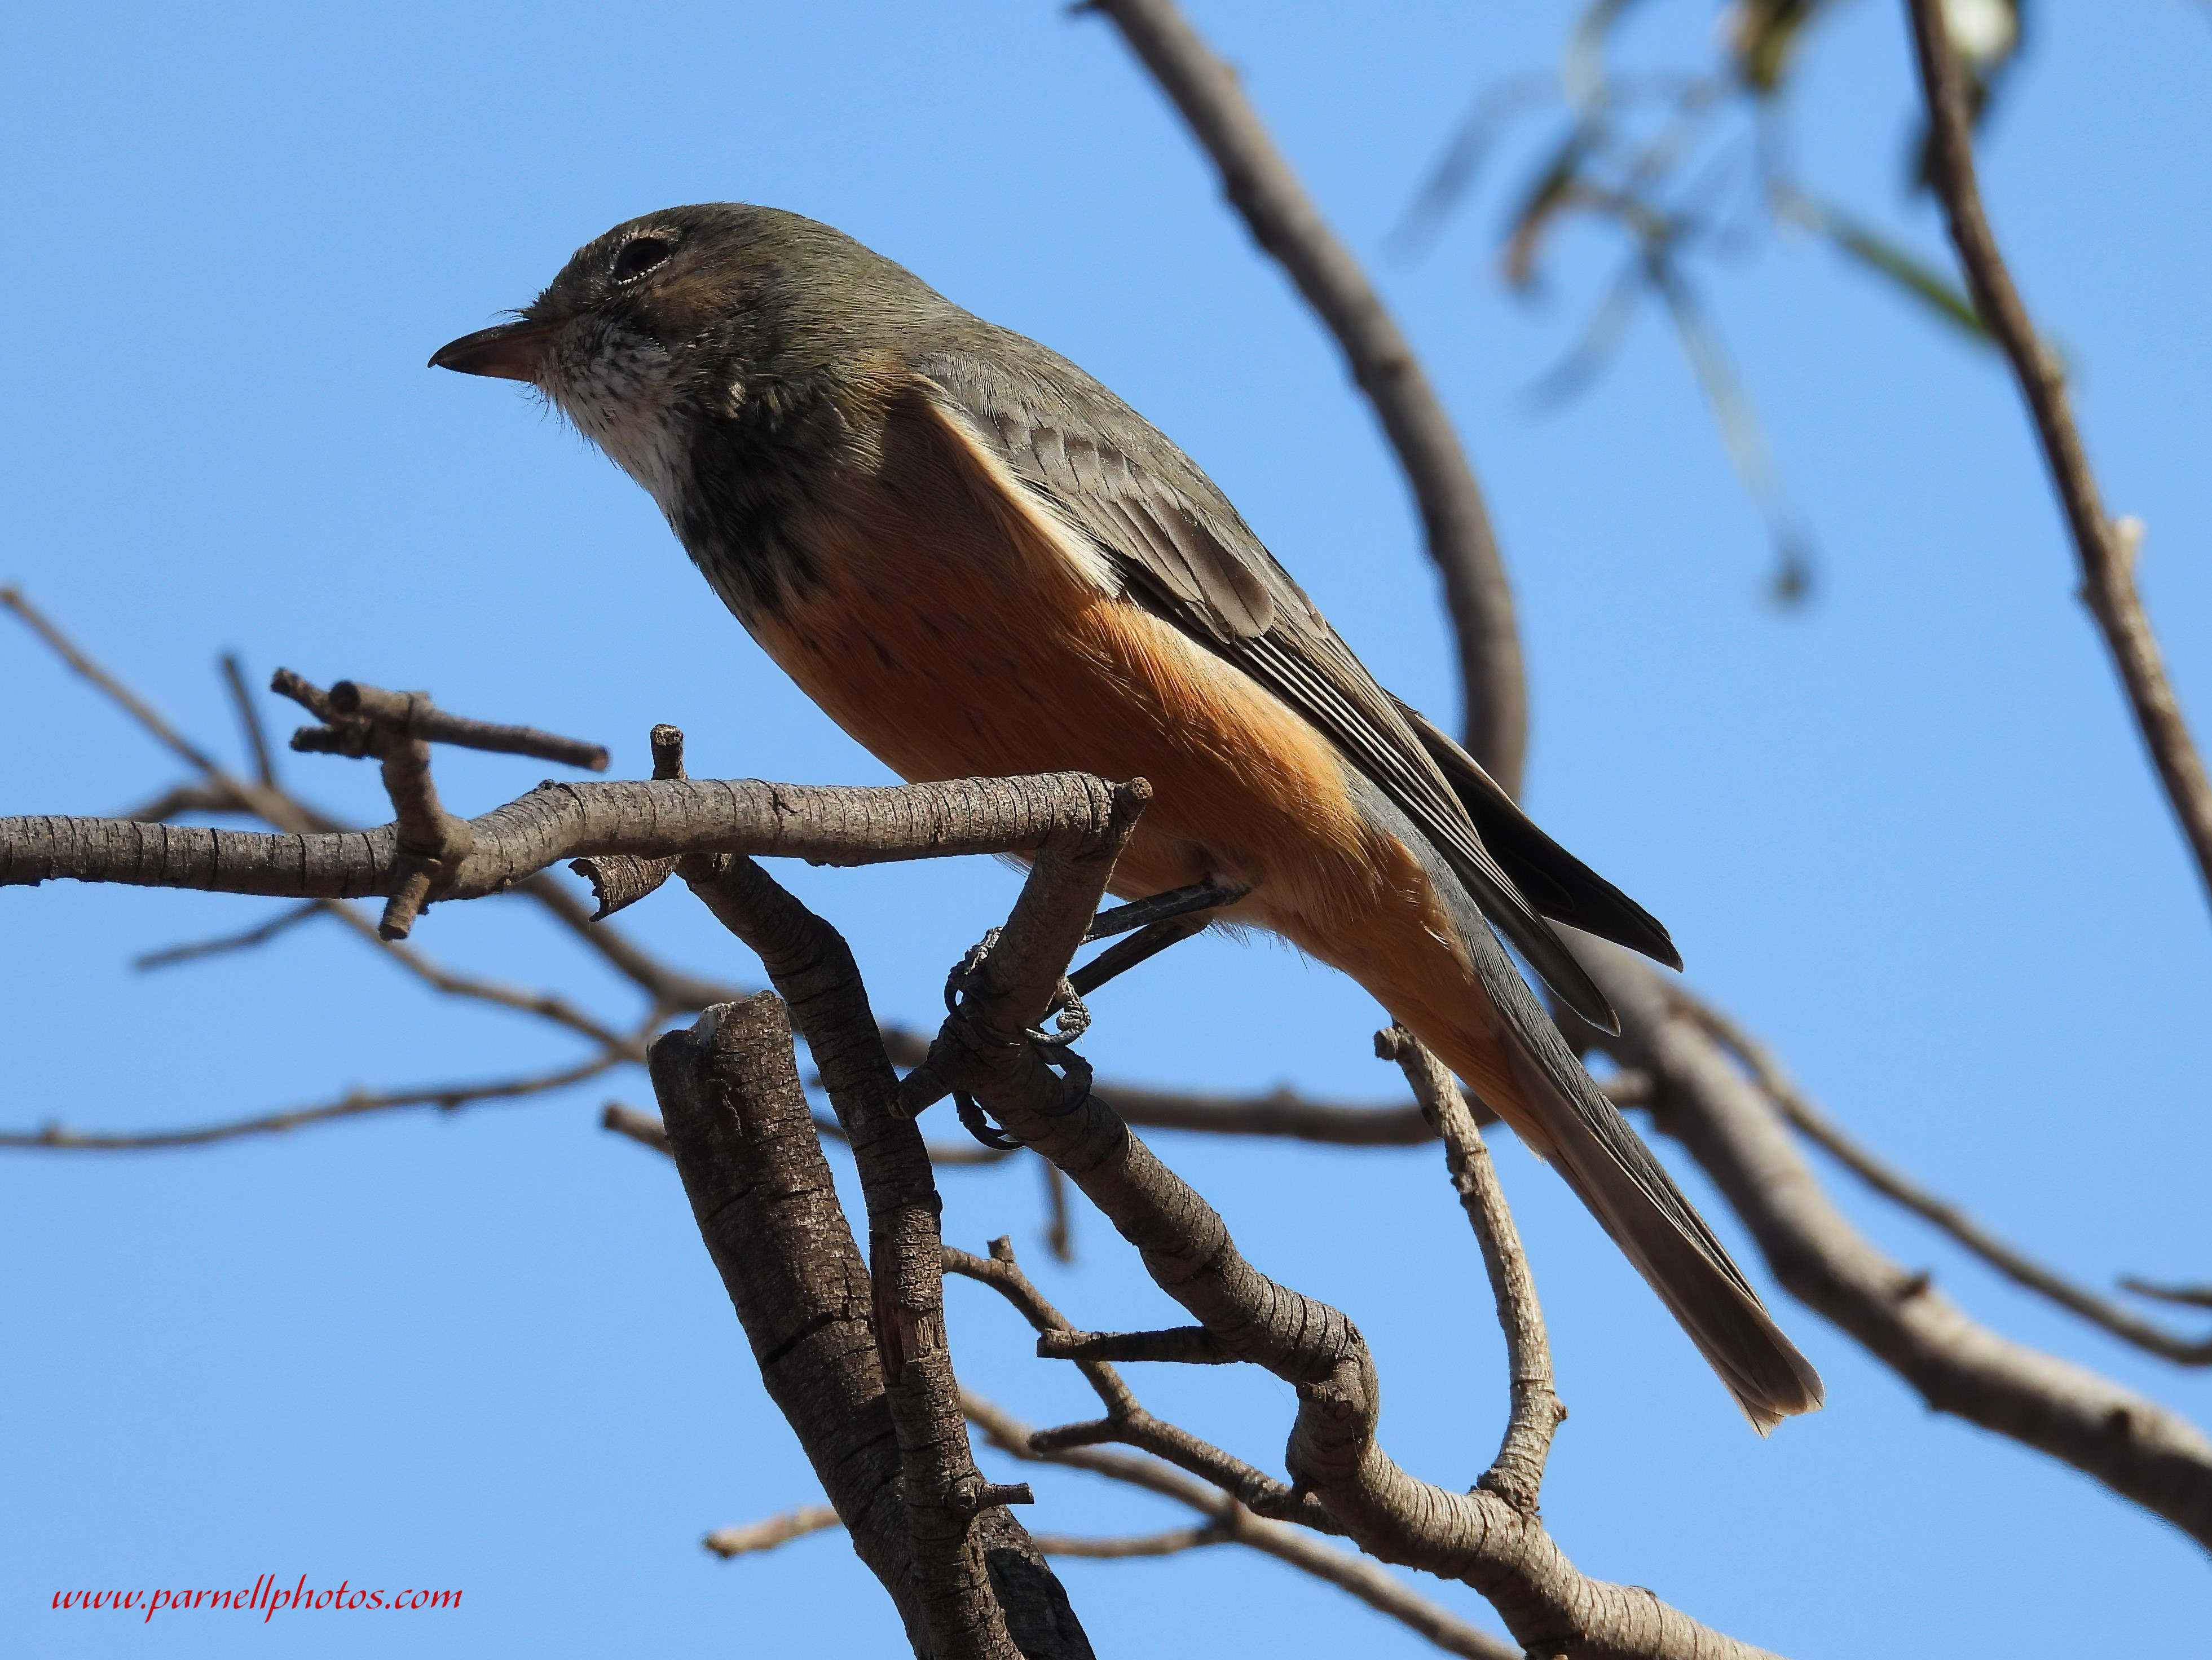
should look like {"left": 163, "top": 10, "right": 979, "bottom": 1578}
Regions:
{"left": 1339, "top": 776, "right": 1823, "bottom": 1431}
{"left": 1483, "top": 1026, "right": 1824, "bottom": 1433}
{"left": 1413, "top": 988, "right": 1825, "bottom": 1433}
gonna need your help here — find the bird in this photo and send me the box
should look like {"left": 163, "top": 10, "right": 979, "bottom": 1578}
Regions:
{"left": 431, "top": 204, "right": 1823, "bottom": 1431}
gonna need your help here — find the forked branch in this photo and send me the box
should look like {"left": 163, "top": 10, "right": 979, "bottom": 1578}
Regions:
{"left": 913, "top": 842, "right": 1784, "bottom": 1657}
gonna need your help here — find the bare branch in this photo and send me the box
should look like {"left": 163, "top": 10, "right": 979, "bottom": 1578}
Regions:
{"left": 3, "top": 589, "right": 329, "bottom": 838}
{"left": 1377, "top": 1027, "right": 1566, "bottom": 1512}
{"left": 1082, "top": 0, "right": 1527, "bottom": 790}
{"left": 219, "top": 652, "right": 277, "bottom": 787}
{"left": 511, "top": 870, "right": 744, "bottom": 1017}
{"left": 2125, "top": 1279, "right": 2212, "bottom": 1313}
{"left": 1029, "top": 1526, "right": 1224, "bottom": 1558}
{"left": 673, "top": 862, "right": 1086, "bottom": 1659}
{"left": 1906, "top": 0, "right": 2212, "bottom": 915}
{"left": 275, "top": 670, "right": 610, "bottom": 772}
{"left": 3, "top": 587, "right": 228, "bottom": 778}
{"left": 703, "top": 1506, "right": 843, "bottom": 1559}
{"left": 946, "top": 1239, "right": 1139, "bottom": 1420}
{"left": 133, "top": 899, "right": 325, "bottom": 971}
{"left": 1040, "top": 1158, "right": 1074, "bottom": 1262}
{"left": 646, "top": 996, "right": 931, "bottom": 1652}
{"left": 1102, "top": 1083, "right": 1438, "bottom": 1144}
{"left": 944, "top": 1242, "right": 1330, "bottom": 1529}
{"left": 601, "top": 1100, "right": 672, "bottom": 1155}
{"left": 112, "top": 782, "right": 240, "bottom": 825}
{"left": 963, "top": 1392, "right": 1517, "bottom": 1660}
{"left": 3, "top": 1046, "right": 629, "bottom": 1151}
{"left": 1, "top": 771, "right": 1141, "bottom": 910}
{"left": 1576, "top": 942, "right": 2212, "bottom": 1549}
{"left": 320, "top": 899, "right": 642, "bottom": 1056}
{"left": 917, "top": 850, "right": 1780, "bottom": 1655}
{"left": 1683, "top": 1000, "right": 2212, "bottom": 1365}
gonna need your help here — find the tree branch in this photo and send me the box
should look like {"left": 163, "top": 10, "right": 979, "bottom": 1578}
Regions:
{"left": 0, "top": 771, "right": 1139, "bottom": 908}
{"left": 1906, "top": 0, "right": 2212, "bottom": 915}
{"left": 219, "top": 652, "right": 278, "bottom": 788}
{"left": 673, "top": 859, "right": 1091, "bottom": 1660}
{"left": 1082, "top": 0, "right": 1527, "bottom": 791}
{"left": 1376, "top": 1026, "right": 1566, "bottom": 1513}
{"left": 132, "top": 899, "right": 325, "bottom": 971}
{"left": 646, "top": 996, "right": 930, "bottom": 1652}
{"left": 915, "top": 850, "right": 1784, "bottom": 1656}
{"left": 1682, "top": 999, "right": 2212, "bottom": 1365}
{"left": 945, "top": 1255, "right": 1513, "bottom": 1659}
{"left": 1099, "top": 1083, "right": 1439, "bottom": 1144}
{"left": 703, "top": 1506, "right": 843, "bottom": 1560}
{"left": 1575, "top": 942, "right": 2212, "bottom": 1551}
{"left": 321, "top": 899, "right": 643, "bottom": 1056}
{"left": 3, "top": 1045, "right": 632, "bottom": 1151}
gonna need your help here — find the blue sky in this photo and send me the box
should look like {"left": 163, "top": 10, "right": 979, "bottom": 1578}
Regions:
{"left": 3, "top": 2, "right": 2208, "bottom": 1655}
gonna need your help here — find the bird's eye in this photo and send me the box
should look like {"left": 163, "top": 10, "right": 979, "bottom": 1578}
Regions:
{"left": 611, "top": 235, "right": 675, "bottom": 285}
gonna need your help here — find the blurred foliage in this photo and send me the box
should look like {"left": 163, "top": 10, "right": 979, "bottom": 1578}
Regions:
{"left": 1400, "top": 0, "right": 2025, "bottom": 603}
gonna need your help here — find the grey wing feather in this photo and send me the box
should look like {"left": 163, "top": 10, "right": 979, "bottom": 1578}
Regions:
{"left": 922, "top": 338, "right": 1619, "bottom": 1032}
{"left": 1393, "top": 699, "right": 1682, "bottom": 970}
{"left": 1347, "top": 771, "right": 1824, "bottom": 1431}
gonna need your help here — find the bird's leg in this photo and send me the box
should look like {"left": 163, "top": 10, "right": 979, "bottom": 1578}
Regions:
{"left": 923, "top": 881, "right": 1244, "bottom": 1150}
{"left": 1066, "top": 915, "right": 1208, "bottom": 1000}
{"left": 1081, "top": 878, "right": 1246, "bottom": 943}
{"left": 1040, "top": 880, "right": 1250, "bottom": 1036}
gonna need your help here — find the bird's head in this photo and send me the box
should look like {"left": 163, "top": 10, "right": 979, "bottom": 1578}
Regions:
{"left": 431, "top": 203, "right": 938, "bottom": 514}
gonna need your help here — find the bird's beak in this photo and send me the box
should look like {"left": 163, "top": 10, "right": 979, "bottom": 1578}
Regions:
{"left": 428, "top": 318, "right": 561, "bottom": 382}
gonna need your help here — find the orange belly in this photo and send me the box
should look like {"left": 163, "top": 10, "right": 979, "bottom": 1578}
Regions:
{"left": 750, "top": 495, "right": 1446, "bottom": 965}
{"left": 744, "top": 442, "right": 1526, "bottom": 1128}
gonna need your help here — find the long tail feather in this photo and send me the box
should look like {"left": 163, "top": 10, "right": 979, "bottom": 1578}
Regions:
{"left": 1345, "top": 771, "right": 1823, "bottom": 1429}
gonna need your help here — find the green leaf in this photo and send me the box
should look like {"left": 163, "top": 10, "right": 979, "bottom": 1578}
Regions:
{"left": 1782, "top": 193, "right": 1991, "bottom": 344}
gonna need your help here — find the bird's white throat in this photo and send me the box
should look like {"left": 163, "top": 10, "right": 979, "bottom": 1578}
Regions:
{"left": 540, "top": 324, "right": 691, "bottom": 522}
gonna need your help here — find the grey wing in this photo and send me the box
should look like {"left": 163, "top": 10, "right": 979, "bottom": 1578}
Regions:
{"left": 1392, "top": 699, "right": 1682, "bottom": 969}
{"left": 916, "top": 341, "right": 1621, "bottom": 1033}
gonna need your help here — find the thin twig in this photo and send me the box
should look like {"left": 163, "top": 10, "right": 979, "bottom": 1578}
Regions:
{"left": 512, "top": 871, "right": 745, "bottom": 1017}
{"left": 962, "top": 1392, "right": 1515, "bottom": 1660}
{"left": 2, "top": 1047, "right": 631, "bottom": 1151}
{"left": 2, "top": 588, "right": 227, "bottom": 778}
{"left": 1040, "top": 1158, "right": 1074, "bottom": 1262}
{"left": 1684, "top": 998, "right": 2212, "bottom": 1364}
{"left": 703, "top": 1506, "right": 843, "bottom": 1559}
{"left": 1377, "top": 1027, "right": 1567, "bottom": 1511}
{"left": 1576, "top": 941, "right": 2212, "bottom": 1549}
{"left": 1099, "top": 1083, "right": 1441, "bottom": 1143}
{"left": 133, "top": 900, "right": 326, "bottom": 971}
{"left": 320, "top": 900, "right": 642, "bottom": 1056}
{"left": 602, "top": 1101, "right": 672, "bottom": 1155}
{"left": 276, "top": 672, "right": 610, "bottom": 772}
{"left": 1907, "top": 0, "right": 2212, "bottom": 915}
{"left": 2123, "top": 1279, "right": 2212, "bottom": 1313}
{"left": 944, "top": 1242, "right": 1330, "bottom": 1529}
{"left": 220, "top": 652, "right": 278, "bottom": 786}
{"left": 1029, "top": 1526, "right": 1224, "bottom": 1558}
{"left": 5, "top": 590, "right": 333, "bottom": 837}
